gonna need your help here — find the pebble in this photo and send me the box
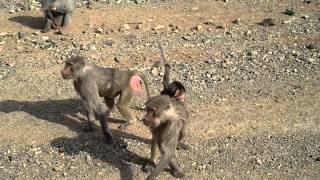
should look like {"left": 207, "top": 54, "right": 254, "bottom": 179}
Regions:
{"left": 33, "top": 31, "right": 40, "bottom": 35}
{"left": 202, "top": 38, "right": 210, "bottom": 44}
{"left": 194, "top": 25, "right": 203, "bottom": 31}
{"left": 18, "top": 32, "right": 28, "bottom": 39}
{"left": 306, "top": 43, "right": 320, "bottom": 50}
{"left": 182, "top": 36, "right": 192, "bottom": 41}
{"left": 0, "top": 32, "right": 9, "bottom": 37}
{"left": 284, "top": 8, "right": 295, "bottom": 16}
{"left": 41, "top": 36, "right": 49, "bottom": 41}
{"left": 260, "top": 18, "right": 276, "bottom": 26}
{"left": 114, "top": 56, "right": 123, "bottom": 62}
{"left": 121, "top": 24, "right": 131, "bottom": 31}
{"left": 135, "top": 0, "right": 143, "bottom": 4}
{"left": 153, "top": 25, "right": 165, "bottom": 30}
{"left": 96, "top": 28, "right": 103, "bottom": 34}
{"left": 256, "top": 158, "right": 262, "bottom": 165}
{"left": 151, "top": 68, "right": 159, "bottom": 76}
{"left": 307, "top": 58, "right": 316, "bottom": 64}
{"left": 233, "top": 18, "right": 241, "bottom": 25}
{"left": 86, "top": 46, "right": 99, "bottom": 59}
{"left": 53, "top": 166, "right": 63, "bottom": 172}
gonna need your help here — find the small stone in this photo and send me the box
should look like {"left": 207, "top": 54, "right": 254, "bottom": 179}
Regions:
{"left": 96, "top": 28, "right": 103, "bottom": 34}
{"left": 86, "top": 155, "right": 91, "bottom": 161}
{"left": 85, "top": 46, "right": 99, "bottom": 59}
{"left": 204, "top": 19, "right": 215, "bottom": 25}
{"left": 301, "top": 15, "right": 309, "bottom": 19}
{"left": 18, "top": 32, "right": 28, "bottom": 39}
{"left": 182, "top": 36, "right": 191, "bottom": 41}
{"left": 0, "top": 32, "right": 9, "bottom": 37}
{"left": 202, "top": 38, "right": 210, "bottom": 44}
{"left": 284, "top": 8, "right": 295, "bottom": 16}
{"left": 33, "top": 31, "right": 40, "bottom": 35}
{"left": 259, "top": 18, "right": 276, "bottom": 26}
{"left": 9, "top": 9, "right": 15, "bottom": 13}
{"left": 136, "top": 24, "right": 143, "bottom": 29}
{"left": 114, "top": 56, "right": 123, "bottom": 62}
{"left": 121, "top": 24, "right": 130, "bottom": 31}
{"left": 151, "top": 68, "right": 159, "bottom": 76}
{"left": 256, "top": 158, "right": 262, "bottom": 165}
{"left": 135, "top": 0, "right": 143, "bottom": 4}
{"left": 191, "top": 7, "right": 198, "bottom": 11}
{"left": 306, "top": 43, "right": 320, "bottom": 50}
{"left": 153, "top": 25, "right": 165, "bottom": 30}
{"left": 223, "top": 59, "right": 232, "bottom": 66}
{"left": 249, "top": 50, "right": 258, "bottom": 56}
{"left": 29, "top": 5, "right": 35, "bottom": 11}
{"left": 194, "top": 25, "right": 203, "bottom": 31}
{"left": 41, "top": 36, "right": 49, "bottom": 41}
{"left": 103, "top": 39, "right": 113, "bottom": 47}
{"left": 244, "top": 30, "right": 252, "bottom": 36}
{"left": 53, "top": 166, "right": 63, "bottom": 172}
{"left": 307, "top": 58, "right": 316, "bottom": 64}
{"left": 233, "top": 18, "right": 241, "bottom": 25}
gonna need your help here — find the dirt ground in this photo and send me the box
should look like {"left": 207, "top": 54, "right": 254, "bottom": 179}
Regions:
{"left": 0, "top": 0, "right": 319, "bottom": 179}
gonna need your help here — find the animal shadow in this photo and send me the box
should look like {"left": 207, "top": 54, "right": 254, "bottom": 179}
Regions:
{"left": 0, "top": 98, "right": 149, "bottom": 143}
{"left": 9, "top": 16, "right": 44, "bottom": 30}
{"left": 0, "top": 99, "right": 152, "bottom": 179}
{"left": 51, "top": 134, "right": 149, "bottom": 180}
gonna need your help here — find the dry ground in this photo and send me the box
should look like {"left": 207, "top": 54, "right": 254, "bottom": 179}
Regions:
{"left": 0, "top": 0, "right": 319, "bottom": 179}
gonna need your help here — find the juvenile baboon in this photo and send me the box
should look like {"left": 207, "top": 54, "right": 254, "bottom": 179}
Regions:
{"left": 157, "top": 42, "right": 186, "bottom": 101}
{"left": 142, "top": 95, "right": 189, "bottom": 179}
{"left": 157, "top": 42, "right": 190, "bottom": 150}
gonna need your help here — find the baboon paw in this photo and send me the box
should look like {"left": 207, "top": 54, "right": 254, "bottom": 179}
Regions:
{"left": 82, "top": 126, "right": 94, "bottom": 132}
{"left": 143, "top": 164, "right": 155, "bottom": 173}
{"left": 58, "top": 28, "right": 69, "bottom": 35}
{"left": 172, "top": 170, "right": 185, "bottom": 178}
{"left": 105, "top": 136, "right": 114, "bottom": 145}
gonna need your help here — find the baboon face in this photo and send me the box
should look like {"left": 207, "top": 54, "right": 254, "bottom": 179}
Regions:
{"left": 143, "top": 107, "right": 162, "bottom": 128}
{"left": 143, "top": 95, "right": 172, "bottom": 129}
{"left": 61, "top": 56, "right": 85, "bottom": 80}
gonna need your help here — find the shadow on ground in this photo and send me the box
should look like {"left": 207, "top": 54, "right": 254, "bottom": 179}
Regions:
{"left": 0, "top": 99, "right": 150, "bottom": 180}
{"left": 9, "top": 16, "right": 44, "bottom": 30}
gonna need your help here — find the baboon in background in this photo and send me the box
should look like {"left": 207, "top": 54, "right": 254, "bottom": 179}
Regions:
{"left": 41, "top": 0, "right": 76, "bottom": 34}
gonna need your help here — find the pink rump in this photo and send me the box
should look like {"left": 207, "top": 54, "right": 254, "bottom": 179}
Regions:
{"left": 130, "top": 75, "right": 142, "bottom": 93}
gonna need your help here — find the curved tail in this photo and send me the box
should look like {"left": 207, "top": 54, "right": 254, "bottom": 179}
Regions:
{"left": 157, "top": 41, "right": 171, "bottom": 90}
{"left": 139, "top": 73, "right": 151, "bottom": 99}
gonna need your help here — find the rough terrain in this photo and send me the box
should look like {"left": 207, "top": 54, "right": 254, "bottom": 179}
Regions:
{"left": 0, "top": 0, "right": 319, "bottom": 179}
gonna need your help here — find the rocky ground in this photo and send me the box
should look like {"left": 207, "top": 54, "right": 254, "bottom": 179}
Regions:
{"left": 0, "top": 0, "right": 319, "bottom": 179}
